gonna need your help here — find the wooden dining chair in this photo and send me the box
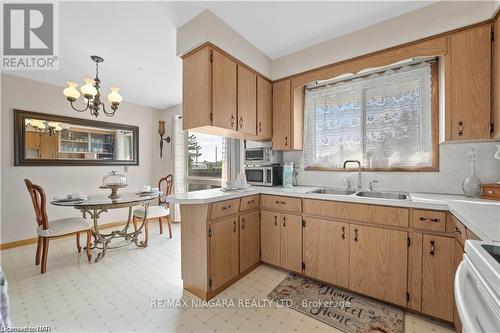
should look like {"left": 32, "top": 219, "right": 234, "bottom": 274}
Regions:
{"left": 133, "top": 175, "right": 173, "bottom": 242}
{"left": 24, "top": 179, "right": 92, "bottom": 274}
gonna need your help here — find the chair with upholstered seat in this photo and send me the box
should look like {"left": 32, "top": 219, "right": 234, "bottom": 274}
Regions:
{"left": 133, "top": 175, "right": 173, "bottom": 242}
{"left": 24, "top": 179, "right": 92, "bottom": 274}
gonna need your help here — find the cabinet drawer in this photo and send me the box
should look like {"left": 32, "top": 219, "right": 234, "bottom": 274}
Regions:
{"left": 261, "top": 195, "right": 301, "bottom": 213}
{"left": 480, "top": 184, "right": 500, "bottom": 201}
{"left": 446, "top": 214, "right": 466, "bottom": 246}
{"left": 240, "top": 195, "right": 260, "bottom": 212}
{"left": 411, "top": 209, "right": 446, "bottom": 232}
{"left": 209, "top": 199, "right": 240, "bottom": 220}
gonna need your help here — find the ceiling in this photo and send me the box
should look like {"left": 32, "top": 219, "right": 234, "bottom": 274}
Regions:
{"left": 6, "top": 1, "right": 435, "bottom": 110}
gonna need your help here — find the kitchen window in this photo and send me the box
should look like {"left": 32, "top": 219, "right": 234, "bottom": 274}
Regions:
{"left": 303, "top": 60, "right": 438, "bottom": 171}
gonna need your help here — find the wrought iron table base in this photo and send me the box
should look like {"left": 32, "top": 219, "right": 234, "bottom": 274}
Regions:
{"left": 81, "top": 202, "right": 150, "bottom": 262}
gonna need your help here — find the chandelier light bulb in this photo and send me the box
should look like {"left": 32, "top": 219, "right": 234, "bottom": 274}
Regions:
{"left": 63, "top": 81, "right": 81, "bottom": 101}
{"left": 80, "top": 78, "right": 98, "bottom": 98}
{"left": 108, "top": 87, "right": 123, "bottom": 105}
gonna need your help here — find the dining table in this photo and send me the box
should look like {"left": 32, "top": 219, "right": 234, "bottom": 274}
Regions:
{"left": 51, "top": 192, "right": 160, "bottom": 262}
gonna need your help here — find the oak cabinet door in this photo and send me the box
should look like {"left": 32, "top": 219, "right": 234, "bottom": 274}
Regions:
{"left": 182, "top": 46, "right": 211, "bottom": 130}
{"left": 303, "top": 217, "right": 349, "bottom": 288}
{"left": 449, "top": 25, "right": 491, "bottom": 140}
{"left": 453, "top": 240, "right": 463, "bottom": 332}
{"left": 260, "top": 210, "right": 280, "bottom": 266}
{"left": 237, "top": 65, "right": 257, "bottom": 135}
{"left": 272, "top": 80, "right": 291, "bottom": 149}
{"left": 239, "top": 210, "right": 260, "bottom": 272}
{"left": 257, "top": 77, "right": 272, "bottom": 139}
{"left": 212, "top": 49, "right": 237, "bottom": 131}
{"left": 40, "top": 133, "right": 58, "bottom": 159}
{"left": 421, "top": 234, "right": 455, "bottom": 322}
{"left": 26, "top": 132, "right": 41, "bottom": 150}
{"left": 349, "top": 224, "right": 408, "bottom": 307}
{"left": 280, "top": 213, "right": 302, "bottom": 273}
{"left": 209, "top": 217, "right": 239, "bottom": 290}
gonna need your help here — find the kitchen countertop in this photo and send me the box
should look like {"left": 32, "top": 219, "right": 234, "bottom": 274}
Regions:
{"left": 166, "top": 186, "right": 500, "bottom": 242}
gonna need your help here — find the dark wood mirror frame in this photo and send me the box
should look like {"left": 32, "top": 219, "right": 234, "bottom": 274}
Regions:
{"left": 14, "top": 109, "right": 139, "bottom": 166}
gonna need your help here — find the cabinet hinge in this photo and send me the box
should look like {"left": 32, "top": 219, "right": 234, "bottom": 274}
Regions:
{"left": 302, "top": 219, "right": 306, "bottom": 227}
{"left": 407, "top": 237, "right": 411, "bottom": 247}
{"left": 210, "top": 112, "right": 213, "bottom": 123}
{"left": 209, "top": 278, "right": 213, "bottom": 288}
{"left": 491, "top": 123, "right": 494, "bottom": 134}
{"left": 406, "top": 292, "right": 410, "bottom": 303}
{"left": 208, "top": 228, "right": 212, "bottom": 237}
{"left": 210, "top": 51, "right": 213, "bottom": 63}
{"left": 302, "top": 262, "right": 305, "bottom": 270}
{"left": 492, "top": 30, "right": 495, "bottom": 42}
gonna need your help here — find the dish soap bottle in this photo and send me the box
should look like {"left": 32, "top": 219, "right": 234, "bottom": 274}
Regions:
{"left": 462, "top": 148, "right": 481, "bottom": 198}
{"left": 283, "top": 162, "right": 294, "bottom": 188}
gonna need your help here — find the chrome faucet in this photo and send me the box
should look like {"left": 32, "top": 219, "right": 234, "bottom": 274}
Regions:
{"left": 343, "top": 160, "right": 362, "bottom": 190}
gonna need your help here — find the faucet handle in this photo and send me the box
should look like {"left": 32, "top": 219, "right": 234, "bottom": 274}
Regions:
{"left": 344, "top": 178, "right": 352, "bottom": 190}
{"left": 369, "top": 180, "right": 378, "bottom": 191}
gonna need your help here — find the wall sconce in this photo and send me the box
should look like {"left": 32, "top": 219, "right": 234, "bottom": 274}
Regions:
{"left": 158, "top": 120, "right": 171, "bottom": 158}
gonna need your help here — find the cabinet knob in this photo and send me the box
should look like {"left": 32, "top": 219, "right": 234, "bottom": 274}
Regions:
{"left": 230, "top": 114, "right": 235, "bottom": 127}
{"left": 458, "top": 121, "right": 464, "bottom": 136}
{"left": 283, "top": 216, "right": 286, "bottom": 227}
{"left": 453, "top": 226, "right": 462, "bottom": 234}
{"left": 239, "top": 117, "right": 243, "bottom": 129}
{"left": 487, "top": 190, "right": 493, "bottom": 195}
{"left": 354, "top": 228, "right": 358, "bottom": 242}
{"left": 429, "top": 240, "right": 435, "bottom": 256}
{"left": 285, "top": 136, "right": 288, "bottom": 146}
{"left": 341, "top": 226, "right": 345, "bottom": 240}
{"left": 258, "top": 122, "right": 262, "bottom": 133}
{"left": 274, "top": 215, "right": 277, "bottom": 226}
{"left": 233, "top": 220, "right": 236, "bottom": 233}
{"left": 241, "top": 218, "right": 245, "bottom": 230}
{"left": 419, "top": 217, "right": 439, "bottom": 223}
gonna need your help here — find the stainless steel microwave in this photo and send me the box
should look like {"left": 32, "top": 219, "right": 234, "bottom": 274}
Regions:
{"left": 245, "top": 165, "right": 282, "bottom": 187}
{"left": 244, "top": 147, "right": 282, "bottom": 165}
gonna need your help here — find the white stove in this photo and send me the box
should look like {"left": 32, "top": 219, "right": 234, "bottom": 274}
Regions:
{"left": 455, "top": 240, "right": 500, "bottom": 333}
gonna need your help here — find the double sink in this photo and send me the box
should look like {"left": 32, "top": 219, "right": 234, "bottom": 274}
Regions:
{"left": 307, "top": 188, "right": 410, "bottom": 200}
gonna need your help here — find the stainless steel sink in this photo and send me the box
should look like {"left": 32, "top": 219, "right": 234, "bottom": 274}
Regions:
{"left": 308, "top": 188, "right": 357, "bottom": 195}
{"left": 355, "top": 191, "right": 409, "bottom": 200}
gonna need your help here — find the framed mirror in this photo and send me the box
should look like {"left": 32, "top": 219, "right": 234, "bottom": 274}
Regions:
{"left": 14, "top": 109, "right": 139, "bottom": 166}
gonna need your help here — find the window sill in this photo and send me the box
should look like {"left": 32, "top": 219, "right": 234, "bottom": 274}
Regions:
{"left": 304, "top": 166, "right": 439, "bottom": 172}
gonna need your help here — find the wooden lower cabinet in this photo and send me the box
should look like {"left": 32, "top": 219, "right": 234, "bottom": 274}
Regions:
{"left": 260, "top": 210, "right": 302, "bottom": 273}
{"left": 349, "top": 224, "right": 408, "bottom": 307}
{"left": 303, "top": 217, "right": 349, "bottom": 288}
{"left": 280, "top": 213, "right": 302, "bottom": 273}
{"left": 421, "top": 234, "right": 455, "bottom": 322}
{"left": 260, "top": 210, "right": 280, "bottom": 266}
{"left": 453, "top": 240, "right": 463, "bottom": 332}
{"left": 209, "top": 217, "right": 239, "bottom": 290}
{"left": 239, "top": 210, "right": 260, "bottom": 272}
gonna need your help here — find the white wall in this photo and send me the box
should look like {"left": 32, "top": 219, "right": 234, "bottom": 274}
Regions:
{"left": 177, "top": 10, "right": 272, "bottom": 78}
{"left": 283, "top": 142, "right": 500, "bottom": 195}
{"left": 272, "top": 1, "right": 493, "bottom": 79}
{"left": 1, "top": 74, "right": 168, "bottom": 244}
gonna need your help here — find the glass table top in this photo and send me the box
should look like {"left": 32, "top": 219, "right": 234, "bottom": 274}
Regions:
{"left": 51, "top": 192, "right": 160, "bottom": 208}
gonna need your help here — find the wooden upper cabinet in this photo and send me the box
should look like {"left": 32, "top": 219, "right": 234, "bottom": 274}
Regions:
{"left": 182, "top": 46, "right": 211, "bottom": 131}
{"left": 26, "top": 132, "right": 40, "bottom": 150}
{"left": 212, "top": 49, "right": 237, "bottom": 131}
{"left": 421, "top": 234, "right": 455, "bottom": 322}
{"left": 257, "top": 77, "right": 272, "bottom": 139}
{"left": 209, "top": 217, "right": 239, "bottom": 290}
{"left": 349, "top": 224, "right": 408, "bottom": 307}
{"left": 303, "top": 217, "right": 350, "bottom": 289}
{"left": 237, "top": 65, "right": 257, "bottom": 135}
{"left": 447, "top": 24, "right": 492, "bottom": 141}
{"left": 272, "top": 79, "right": 303, "bottom": 150}
{"left": 272, "top": 80, "right": 291, "bottom": 150}
{"left": 239, "top": 210, "right": 260, "bottom": 273}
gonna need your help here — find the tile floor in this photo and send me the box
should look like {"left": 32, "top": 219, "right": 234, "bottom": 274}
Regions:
{"left": 2, "top": 223, "right": 454, "bottom": 333}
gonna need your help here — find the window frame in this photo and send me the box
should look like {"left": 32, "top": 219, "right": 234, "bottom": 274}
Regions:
{"left": 303, "top": 61, "right": 439, "bottom": 172}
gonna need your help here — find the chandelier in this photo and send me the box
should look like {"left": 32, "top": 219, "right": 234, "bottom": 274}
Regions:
{"left": 63, "top": 55, "right": 122, "bottom": 117}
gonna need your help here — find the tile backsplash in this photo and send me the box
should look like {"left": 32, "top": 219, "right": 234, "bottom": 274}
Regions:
{"left": 283, "top": 142, "right": 500, "bottom": 194}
